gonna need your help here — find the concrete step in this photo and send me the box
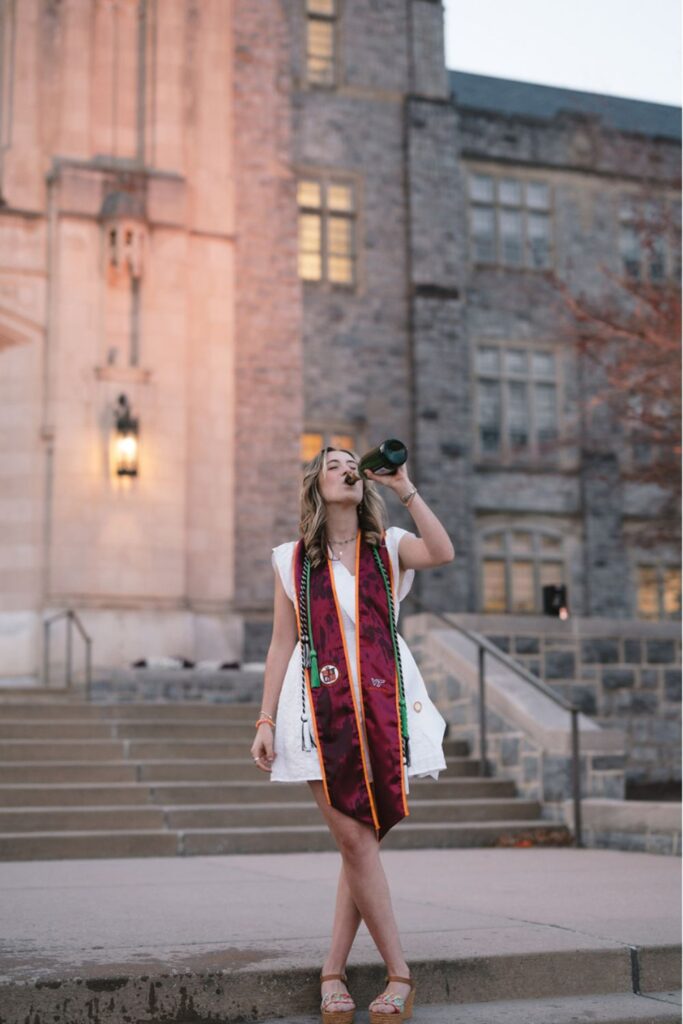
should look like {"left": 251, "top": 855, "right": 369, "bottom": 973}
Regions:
{"left": 0, "top": 700, "right": 261, "bottom": 719}
{"left": 0, "top": 806, "right": 167, "bottom": 832}
{"left": 0, "top": 717, "right": 471, "bottom": 749}
{"left": 0, "top": 720, "right": 265, "bottom": 740}
{"left": 0, "top": 829, "right": 178, "bottom": 859}
{"left": 0, "top": 740, "right": 128, "bottom": 761}
{"left": 0, "top": 756, "right": 483, "bottom": 785}
{"left": 138, "top": 757, "right": 481, "bottom": 782}
{"left": 0, "top": 783, "right": 154, "bottom": 807}
{"left": 0, "top": 762, "right": 139, "bottom": 784}
{"left": 163, "top": 797, "right": 543, "bottom": 829}
{"left": 182, "top": 819, "right": 571, "bottom": 855}
{"left": 0, "top": 798, "right": 542, "bottom": 833}
{"left": 0, "top": 776, "right": 515, "bottom": 807}
{"left": 0, "top": 818, "right": 570, "bottom": 859}
{"left": 258, "top": 991, "right": 682, "bottom": 1024}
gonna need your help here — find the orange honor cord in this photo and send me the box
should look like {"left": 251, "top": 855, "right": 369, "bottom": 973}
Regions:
{"left": 383, "top": 536, "right": 410, "bottom": 818}
{"left": 329, "top": 535, "right": 381, "bottom": 834}
{"left": 291, "top": 552, "right": 331, "bottom": 805}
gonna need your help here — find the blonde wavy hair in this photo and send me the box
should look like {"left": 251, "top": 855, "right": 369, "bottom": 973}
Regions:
{"left": 300, "top": 447, "right": 387, "bottom": 567}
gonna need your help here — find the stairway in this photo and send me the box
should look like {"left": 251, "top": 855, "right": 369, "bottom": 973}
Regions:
{"left": 0, "top": 699, "right": 571, "bottom": 859}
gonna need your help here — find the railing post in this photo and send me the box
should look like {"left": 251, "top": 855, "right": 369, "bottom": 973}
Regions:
{"left": 571, "top": 708, "right": 583, "bottom": 847}
{"left": 478, "top": 644, "right": 487, "bottom": 777}
{"left": 65, "top": 611, "right": 72, "bottom": 688}
{"left": 86, "top": 637, "right": 92, "bottom": 702}
{"left": 43, "top": 619, "right": 50, "bottom": 689}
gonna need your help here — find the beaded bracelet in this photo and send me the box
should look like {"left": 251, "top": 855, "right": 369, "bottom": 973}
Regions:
{"left": 255, "top": 716, "right": 275, "bottom": 729}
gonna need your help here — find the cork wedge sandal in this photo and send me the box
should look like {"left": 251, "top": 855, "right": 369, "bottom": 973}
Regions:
{"left": 368, "top": 973, "right": 416, "bottom": 1023}
{"left": 320, "top": 971, "right": 355, "bottom": 1024}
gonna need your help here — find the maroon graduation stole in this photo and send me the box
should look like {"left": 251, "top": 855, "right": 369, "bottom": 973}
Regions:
{"left": 292, "top": 532, "right": 409, "bottom": 840}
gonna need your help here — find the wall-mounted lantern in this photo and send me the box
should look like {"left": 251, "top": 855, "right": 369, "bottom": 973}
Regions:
{"left": 543, "top": 584, "right": 569, "bottom": 620}
{"left": 113, "top": 393, "right": 139, "bottom": 477}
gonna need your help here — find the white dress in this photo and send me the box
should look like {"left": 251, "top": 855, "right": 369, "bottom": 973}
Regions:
{"left": 270, "top": 526, "right": 447, "bottom": 794}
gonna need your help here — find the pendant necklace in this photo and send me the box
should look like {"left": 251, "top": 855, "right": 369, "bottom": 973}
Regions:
{"left": 328, "top": 532, "right": 357, "bottom": 561}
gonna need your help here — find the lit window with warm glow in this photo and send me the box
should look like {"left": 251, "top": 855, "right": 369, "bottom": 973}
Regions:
{"left": 480, "top": 529, "right": 565, "bottom": 613}
{"left": 306, "top": 0, "right": 337, "bottom": 86}
{"left": 301, "top": 431, "right": 357, "bottom": 467}
{"left": 637, "top": 564, "right": 681, "bottom": 620}
{"left": 298, "top": 178, "right": 356, "bottom": 286}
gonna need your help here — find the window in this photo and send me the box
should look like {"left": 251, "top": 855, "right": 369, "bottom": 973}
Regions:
{"left": 618, "top": 196, "right": 681, "bottom": 283}
{"left": 475, "top": 343, "right": 559, "bottom": 460}
{"left": 298, "top": 178, "right": 356, "bottom": 286}
{"left": 306, "top": 0, "right": 337, "bottom": 86}
{"left": 636, "top": 564, "right": 681, "bottom": 620}
{"left": 620, "top": 391, "right": 668, "bottom": 471}
{"left": 468, "top": 172, "right": 553, "bottom": 269}
{"left": 301, "top": 431, "right": 357, "bottom": 466}
{"left": 481, "top": 529, "right": 565, "bottom": 614}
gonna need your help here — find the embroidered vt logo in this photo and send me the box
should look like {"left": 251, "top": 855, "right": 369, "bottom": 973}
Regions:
{"left": 370, "top": 677, "right": 386, "bottom": 687}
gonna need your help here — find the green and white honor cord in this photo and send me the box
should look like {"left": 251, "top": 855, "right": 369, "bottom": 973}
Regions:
{"left": 372, "top": 546, "right": 411, "bottom": 767}
{"left": 298, "top": 554, "right": 319, "bottom": 751}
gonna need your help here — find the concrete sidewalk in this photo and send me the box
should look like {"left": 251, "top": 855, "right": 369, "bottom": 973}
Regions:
{"left": 0, "top": 847, "right": 680, "bottom": 1023}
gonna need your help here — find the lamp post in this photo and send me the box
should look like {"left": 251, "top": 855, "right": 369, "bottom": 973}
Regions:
{"left": 113, "top": 393, "right": 139, "bottom": 477}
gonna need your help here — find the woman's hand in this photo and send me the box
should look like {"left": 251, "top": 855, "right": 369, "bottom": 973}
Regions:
{"left": 363, "top": 463, "right": 413, "bottom": 497}
{"left": 250, "top": 723, "right": 275, "bottom": 772}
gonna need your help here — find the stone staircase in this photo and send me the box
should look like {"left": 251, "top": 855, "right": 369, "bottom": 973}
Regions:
{"left": 0, "top": 698, "right": 571, "bottom": 859}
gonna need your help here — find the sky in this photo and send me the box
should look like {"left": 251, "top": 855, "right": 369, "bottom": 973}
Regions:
{"left": 443, "top": 0, "right": 682, "bottom": 107}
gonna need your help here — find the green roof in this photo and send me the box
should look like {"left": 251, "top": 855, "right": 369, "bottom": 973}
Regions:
{"left": 449, "top": 70, "right": 681, "bottom": 141}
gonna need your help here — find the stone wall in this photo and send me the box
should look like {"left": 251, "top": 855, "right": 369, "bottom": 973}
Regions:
{"left": 403, "top": 611, "right": 681, "bottom": 854}
{"left": 233, "top": 0, "right": 304, "bottom": 611}
{"left": 469, "top": 615, "right": 682, "bottom": 788}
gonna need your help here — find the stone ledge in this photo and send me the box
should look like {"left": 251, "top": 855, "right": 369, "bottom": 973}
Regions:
{"left": 568, "top": 798, "right": 682, "bottom": 834}
{"left": 430, "top": 629, "right": 625, "bottom": 757}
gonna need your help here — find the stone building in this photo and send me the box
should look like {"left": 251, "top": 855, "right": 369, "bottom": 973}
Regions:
{"left": 0, "top": 0, "right": 680, "bottom": 684}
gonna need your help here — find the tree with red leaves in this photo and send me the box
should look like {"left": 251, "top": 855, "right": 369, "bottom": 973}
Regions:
{"left": 555, "top": 190, "right": 681, "bottom": 548}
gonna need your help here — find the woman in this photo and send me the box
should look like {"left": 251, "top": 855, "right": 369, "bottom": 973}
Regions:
{"left": 251, "top": 446, "right": 454, "bottom": 1023}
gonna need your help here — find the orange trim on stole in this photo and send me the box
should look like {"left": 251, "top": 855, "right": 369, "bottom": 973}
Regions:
{"left": 330, "top": 534, "right": 381, "bottom": 833}
{"left": 291, "top": 548, "right": 332, "bottom": 806}
{"left": 383, "top": 531, "right": 410, "bottom": 818}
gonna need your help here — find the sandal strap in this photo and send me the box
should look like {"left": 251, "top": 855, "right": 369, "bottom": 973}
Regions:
{"left": 321, "top": 972, "right": 347, "bottom": 982}
{"left": 371, "top": 993, "right": 405, "bottom": 1009}
{"left": 385, "top": 974, "right": 413, "bottom": 986}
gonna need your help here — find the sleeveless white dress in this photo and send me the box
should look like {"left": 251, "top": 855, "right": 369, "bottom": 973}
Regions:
{"left": 270, "top": 526, "right": 447, "bottom": 793}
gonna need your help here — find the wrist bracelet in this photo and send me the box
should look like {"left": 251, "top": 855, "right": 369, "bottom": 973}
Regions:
{"left": 400, "top": 487, "right": 418, "bottom": 506}
{"left": 255, "top": 717, "right": 275, "bottom": 729}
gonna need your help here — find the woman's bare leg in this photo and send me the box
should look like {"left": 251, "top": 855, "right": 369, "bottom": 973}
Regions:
{"left": 323, "top": 860, "right": 362, "bottom": 974}
{"left": 309, "top": 780, "right": 411, "bottom": 1012}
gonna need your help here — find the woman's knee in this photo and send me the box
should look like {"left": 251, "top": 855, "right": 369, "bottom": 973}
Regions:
{"left": 336, "top": 817, "right": 378, "bottom": 864}
{"left": 308, "top": 782, "right": 378, "bottom": 863}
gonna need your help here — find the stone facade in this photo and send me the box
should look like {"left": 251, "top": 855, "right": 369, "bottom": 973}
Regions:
{"left": 0, "top": 1, "right": 680, "bottom": 683}
{"left": 0, "top": 1, "right": 250, "bottom": 680}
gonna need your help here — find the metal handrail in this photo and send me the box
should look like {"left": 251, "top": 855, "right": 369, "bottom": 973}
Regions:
{"left": 43, "top": 609, "right": 93, "bottom": 700}
{"left": 406, "top": 597, "right": 583, "bottom": 847}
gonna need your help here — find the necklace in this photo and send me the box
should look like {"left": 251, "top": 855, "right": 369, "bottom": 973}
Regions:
{"left": 327, "top": 532, "right": 357, "bottom": 561}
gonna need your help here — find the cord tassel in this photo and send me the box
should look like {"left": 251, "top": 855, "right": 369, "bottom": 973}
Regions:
{"left": 309, "top": 647, "right": 321, "bottom": 688}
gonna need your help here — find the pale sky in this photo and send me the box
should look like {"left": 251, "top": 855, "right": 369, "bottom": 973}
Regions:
{"left": 443, "top": 0, "right": 682, "bottom": 107}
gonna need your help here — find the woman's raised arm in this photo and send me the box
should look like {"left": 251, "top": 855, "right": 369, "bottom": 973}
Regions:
{"left": 364, "top": 463, "right": 455, "bottom": 570}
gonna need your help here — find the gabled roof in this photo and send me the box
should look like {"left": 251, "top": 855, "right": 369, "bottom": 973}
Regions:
{"left": 448, "top": 70, "right": 681, "bottom": 141}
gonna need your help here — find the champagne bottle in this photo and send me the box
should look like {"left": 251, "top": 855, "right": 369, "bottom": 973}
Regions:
{"left": 358, "top": 438, "right": 408, "bottom": 477}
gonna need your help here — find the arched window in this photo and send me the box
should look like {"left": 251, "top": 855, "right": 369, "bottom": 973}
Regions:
{"left": 480, "top": 528, "right": 565, "bottom": 613}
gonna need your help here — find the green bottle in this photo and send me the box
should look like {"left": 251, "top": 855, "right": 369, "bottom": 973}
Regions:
{"left": 358, "top": 438, "right": 408, "bottom": 477}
